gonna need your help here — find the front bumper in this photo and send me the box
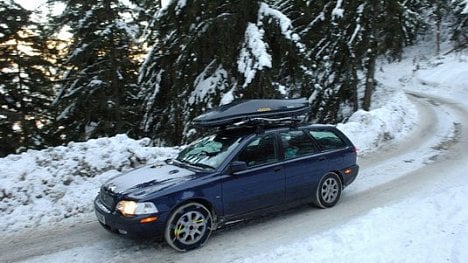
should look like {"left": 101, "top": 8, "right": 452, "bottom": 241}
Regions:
{"left": 94, "top": 197, "right": 168, "bottom": 239}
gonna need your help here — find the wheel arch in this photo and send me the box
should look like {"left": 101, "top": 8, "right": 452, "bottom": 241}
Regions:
{"left": 330, "top": 170, "right": 344, "bottom": 188}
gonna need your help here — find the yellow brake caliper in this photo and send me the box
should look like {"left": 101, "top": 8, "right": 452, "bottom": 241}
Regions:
{"left": 174, "top": 224, "right": 184, "bottom": 239}
{"left": 192, "top": 219, "right": 204, "bottom": 224}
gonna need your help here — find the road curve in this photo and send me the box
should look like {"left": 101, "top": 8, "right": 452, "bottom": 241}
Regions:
{"left": 1, "top": 92, "right": 467, "bottom": 263}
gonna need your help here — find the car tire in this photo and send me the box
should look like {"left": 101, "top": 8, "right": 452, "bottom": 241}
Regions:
{"left": 314, "top": 173, "right": 342, "bottom": 209}
{"left": 164, "top": 202, "right": 213, "bottom": 252}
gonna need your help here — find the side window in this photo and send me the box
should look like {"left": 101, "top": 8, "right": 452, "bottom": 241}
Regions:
{"left": 309, "top": 130, "right": 347, "bottom": 151}
{"left": 279, "top": 130, "right": 318, "bottom": 159}
{"left": 237, "top": 134, "right": 278, "bottom": 167}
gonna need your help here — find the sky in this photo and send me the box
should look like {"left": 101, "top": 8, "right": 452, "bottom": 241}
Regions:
{"left": 15, "top": 0, "right": 169, "bottom": 11}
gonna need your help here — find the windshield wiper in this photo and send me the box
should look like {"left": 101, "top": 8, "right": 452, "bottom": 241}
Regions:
{"left": 176, "top": 159, "right": 215, "bottom": 170}
{"left": 171, "top": 159, "right": 188, "bottom": 167}
{"left": 189, "top": 162, "right": 216, "bottom": 170}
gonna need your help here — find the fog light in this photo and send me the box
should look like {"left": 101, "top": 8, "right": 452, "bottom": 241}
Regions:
{"left": 140, "top": 216, "right": 158, "bottom": 224}
{"left": 344, "top": 168, "right": 352, "bottom": 175}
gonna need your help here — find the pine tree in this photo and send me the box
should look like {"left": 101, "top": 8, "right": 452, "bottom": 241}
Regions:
{"left": 52, "top": 0, "right": 140, "bottom": 142}
{"left": 132, "top": 0, "right": 162, "bottom": 46}
{"left": 291, "top": 0, "right": 364, "bottom": 122}
{"left": 138, "top": 0, "right": 311, "bottom": 145}
{"left": 276, "top": 0, "right": 425, "bottom": 119}
{"left": 0, "top": 0, "right": 55, "bottom": 156}
{"left": 360, "top": 0, "right": 425, "bottom": 110}
{"left": 451, "top": 0, "right": 468, "bottom": 50}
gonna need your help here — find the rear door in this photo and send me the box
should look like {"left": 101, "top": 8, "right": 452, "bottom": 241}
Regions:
{"left": 308, "top": 128, "right": 349, "bottom": 168}
{"left": 279, "top": 130, "right": 328, "bottom": 203}
{"left": 222, "top": 133, "right": 285, "bottom": 217}
{"left": 308, "top": 128, "right": 358, "bottom": 186}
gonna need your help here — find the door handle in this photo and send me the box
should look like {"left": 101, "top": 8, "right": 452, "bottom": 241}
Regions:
{"left": 273, "top": 167, "right": 282, "bottom": 172}
{"left": 319, "top": 156, "right": 327, "bottom": 161}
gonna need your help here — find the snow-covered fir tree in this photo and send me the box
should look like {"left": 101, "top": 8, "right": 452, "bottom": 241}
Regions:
{"left": 359, "top": 0, "right": 425, "bottom": 110}
{"left": 2, "top": 0, "right": 465, "bottom": 153}
{"left": 138, "top": 0, "right": 311, "bottom": 145}
{"left": 285, "top": 0, "right": 425, "bottom": 120}
{"left": 0, "top": 0, "right": 55, "bottom": 156}
{"left": 450, "top": 0, "right": 468, "bottom": 50}
{"left": 52, "top": 0, "right": 141, "bottom": 142}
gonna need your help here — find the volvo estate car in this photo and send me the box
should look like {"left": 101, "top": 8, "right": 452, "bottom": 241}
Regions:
{"left": 94, "top": 99, "right": 359, "bottom": 251}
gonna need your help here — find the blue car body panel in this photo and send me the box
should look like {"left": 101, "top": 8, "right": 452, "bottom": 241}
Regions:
{"left": 283, "top": 153, "right": 329, "bottom": 203}
{"left": 222, "top": 162, "right": 285, "bottom": 216}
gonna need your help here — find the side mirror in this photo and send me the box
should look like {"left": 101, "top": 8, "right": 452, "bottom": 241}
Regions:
{"left": 230, "top": 161, "right": 248, "bottom": 174}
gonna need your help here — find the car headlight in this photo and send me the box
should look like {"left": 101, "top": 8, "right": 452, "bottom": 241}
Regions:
{"left": 116, "top": 201, "right": 159, "bottom": 217}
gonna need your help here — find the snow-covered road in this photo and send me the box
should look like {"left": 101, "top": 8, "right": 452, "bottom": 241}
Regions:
{"left": 2, "top": 90, "right": 467, "bottom": 263}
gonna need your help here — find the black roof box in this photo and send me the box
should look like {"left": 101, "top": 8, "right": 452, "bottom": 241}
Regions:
{"left": 193, "top": 98, "right": 310, "bottom": 128}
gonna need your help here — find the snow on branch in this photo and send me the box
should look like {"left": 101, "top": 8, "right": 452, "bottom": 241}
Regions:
{"left": 189, "top": 60, "right": 228, "bottom": 106}
{"left": 258, "top": 2, "right": 299, "bottom": 41}
{"left": 332, "top": 0, "right": 345, "bottom": 19}
{"left": 160, "top": 0, "right": 187, "bottom": 15}
{"left": 237, "top": 23, "right": 272, "bottom": 88}
{"left": 458, "top": 0, "right": 468, "bottom": 14}
{"left": 237, "top": 3, "right": 307, "bottom": 88}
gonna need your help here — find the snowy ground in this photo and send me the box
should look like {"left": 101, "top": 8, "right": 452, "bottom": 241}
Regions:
{"left": 0, "top": 43, "right": 467, "bottom": 262}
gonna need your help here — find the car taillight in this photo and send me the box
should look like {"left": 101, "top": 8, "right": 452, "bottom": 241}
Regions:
{"left": 352, "top": 146, "right": 358, "bottom": 162}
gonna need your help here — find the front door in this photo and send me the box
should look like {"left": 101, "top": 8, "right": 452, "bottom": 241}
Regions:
{"left": 222, "top": 133, "right": 284, "bottom": 217}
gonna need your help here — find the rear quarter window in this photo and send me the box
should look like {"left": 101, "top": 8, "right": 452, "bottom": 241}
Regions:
{"left": 309, "top": 129, "right": 347, "bottom": 151}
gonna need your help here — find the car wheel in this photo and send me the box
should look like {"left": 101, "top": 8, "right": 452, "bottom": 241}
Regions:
{"left": 164, "top": 202, "right": 213, "bottom": 252}
{"left": 314, "top": 173, "right": 342, "bottom": 208}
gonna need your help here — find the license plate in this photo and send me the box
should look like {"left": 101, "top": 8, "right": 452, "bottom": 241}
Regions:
{"left": 96, "top": 211, "right": 106, "bottom": 225}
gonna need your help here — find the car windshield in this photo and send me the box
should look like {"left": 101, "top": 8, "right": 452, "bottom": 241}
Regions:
{"left": 176, "top": 133, "right": 243, "bottom": 170}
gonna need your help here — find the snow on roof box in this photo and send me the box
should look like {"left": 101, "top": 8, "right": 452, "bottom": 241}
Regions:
{"left": 192, "top": 98, "right": 310, "bottom": 128}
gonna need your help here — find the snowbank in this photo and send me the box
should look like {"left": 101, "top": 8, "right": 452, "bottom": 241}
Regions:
{"left": 337, "top": 87, "right": 417, "bottom": 155}
{"left": 0, "top": 135, "right": 178, "bottom": 233}
{"left": 412, "top": 52, "right": 468, "bottom": 99}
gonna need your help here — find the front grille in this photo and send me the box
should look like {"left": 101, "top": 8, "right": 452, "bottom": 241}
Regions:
{"left": 99, "top": 190, "right": 115, "bottom": 210}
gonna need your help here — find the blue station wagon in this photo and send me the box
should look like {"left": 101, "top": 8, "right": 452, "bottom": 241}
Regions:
{"left": 94, "top": 99, "right": 359, "bottom": 251}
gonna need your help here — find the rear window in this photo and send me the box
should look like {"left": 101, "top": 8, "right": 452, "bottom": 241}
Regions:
{"left": 309, "top": 130, "right": 347, "bottom": 151}
{"left": 279, "top": 130, "right": 318, "bottom": 159}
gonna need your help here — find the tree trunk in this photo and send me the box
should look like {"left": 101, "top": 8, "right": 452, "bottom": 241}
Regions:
{"left": 436, "top": 17, "right": 441, "bottom": 56}
{"left": 363, "top": 52, "right": 376, "bottom": 111}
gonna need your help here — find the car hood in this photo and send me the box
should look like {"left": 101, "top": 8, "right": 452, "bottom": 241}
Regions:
{"left": 102, "top": 163, "right": 196, "bottom": 196}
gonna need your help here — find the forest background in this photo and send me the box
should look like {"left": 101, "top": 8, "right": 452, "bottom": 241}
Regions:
{"left": 1, "top": 0, "right": 466, "bottom": 156}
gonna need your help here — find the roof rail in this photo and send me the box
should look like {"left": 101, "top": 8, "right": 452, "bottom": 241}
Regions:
{"left": 231, "top": 116, "right": 306, "bottom": 127}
